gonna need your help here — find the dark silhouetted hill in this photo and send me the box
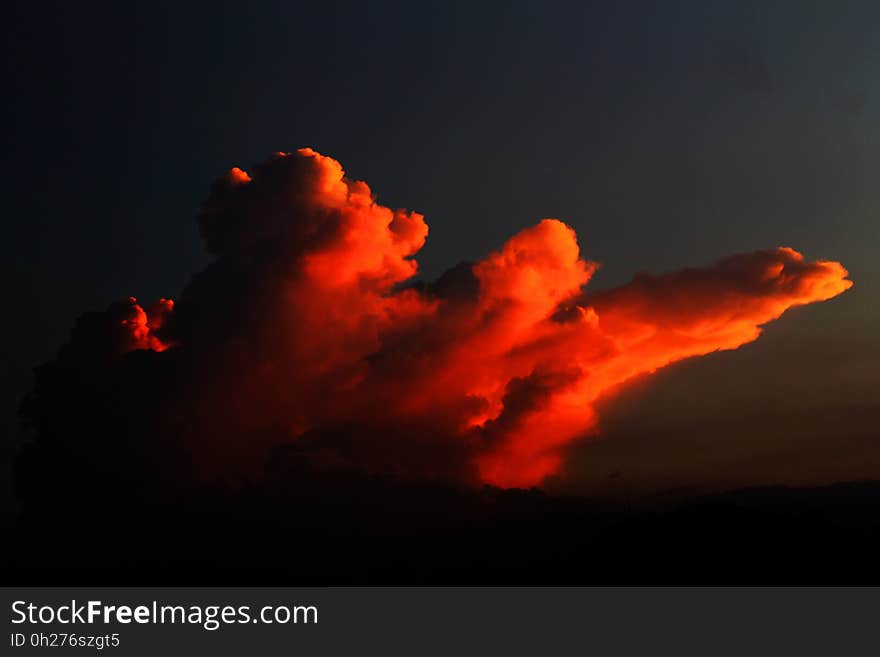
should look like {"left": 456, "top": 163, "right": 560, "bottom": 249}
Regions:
{"left": 5, "top": 460, "right": 880, "bottom": 584}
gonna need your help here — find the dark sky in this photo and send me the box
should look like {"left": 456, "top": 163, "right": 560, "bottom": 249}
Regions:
{"left": 2, "top": 0, "right": 878, "bottom": 498}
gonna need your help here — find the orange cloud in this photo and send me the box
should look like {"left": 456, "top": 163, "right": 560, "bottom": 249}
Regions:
{"left": 33, "top": 149, "right": 852, "bottom": 489}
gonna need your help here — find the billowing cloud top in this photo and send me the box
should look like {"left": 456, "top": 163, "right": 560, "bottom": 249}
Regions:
{"left": 22, "top": 149, "right": 852, "bottom": 490}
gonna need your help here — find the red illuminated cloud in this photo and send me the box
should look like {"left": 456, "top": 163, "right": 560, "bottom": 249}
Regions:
{"left": 94, "top": 149, "right": 855, "bottom": 488}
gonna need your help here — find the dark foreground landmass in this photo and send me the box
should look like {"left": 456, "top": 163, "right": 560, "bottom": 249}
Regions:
{"left": 4, "top": 466, "right": 880, "bottom": 584}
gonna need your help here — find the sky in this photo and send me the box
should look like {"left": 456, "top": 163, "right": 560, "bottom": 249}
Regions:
{"left": 2, "top": 0, "right": 878, "bottom": 500}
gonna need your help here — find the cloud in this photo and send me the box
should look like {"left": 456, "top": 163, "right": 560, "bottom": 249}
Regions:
{"left": 18, "top": 149, "right": 852, "bottom": 494}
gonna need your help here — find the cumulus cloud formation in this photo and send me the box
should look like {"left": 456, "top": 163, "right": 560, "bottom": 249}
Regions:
{"left": 20, "top": 149, "right": 853, "bottom": 490}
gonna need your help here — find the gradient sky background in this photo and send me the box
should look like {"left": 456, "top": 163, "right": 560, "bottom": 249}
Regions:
{"left": 2, "top": 0, "right": 878, "bottom": 502}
